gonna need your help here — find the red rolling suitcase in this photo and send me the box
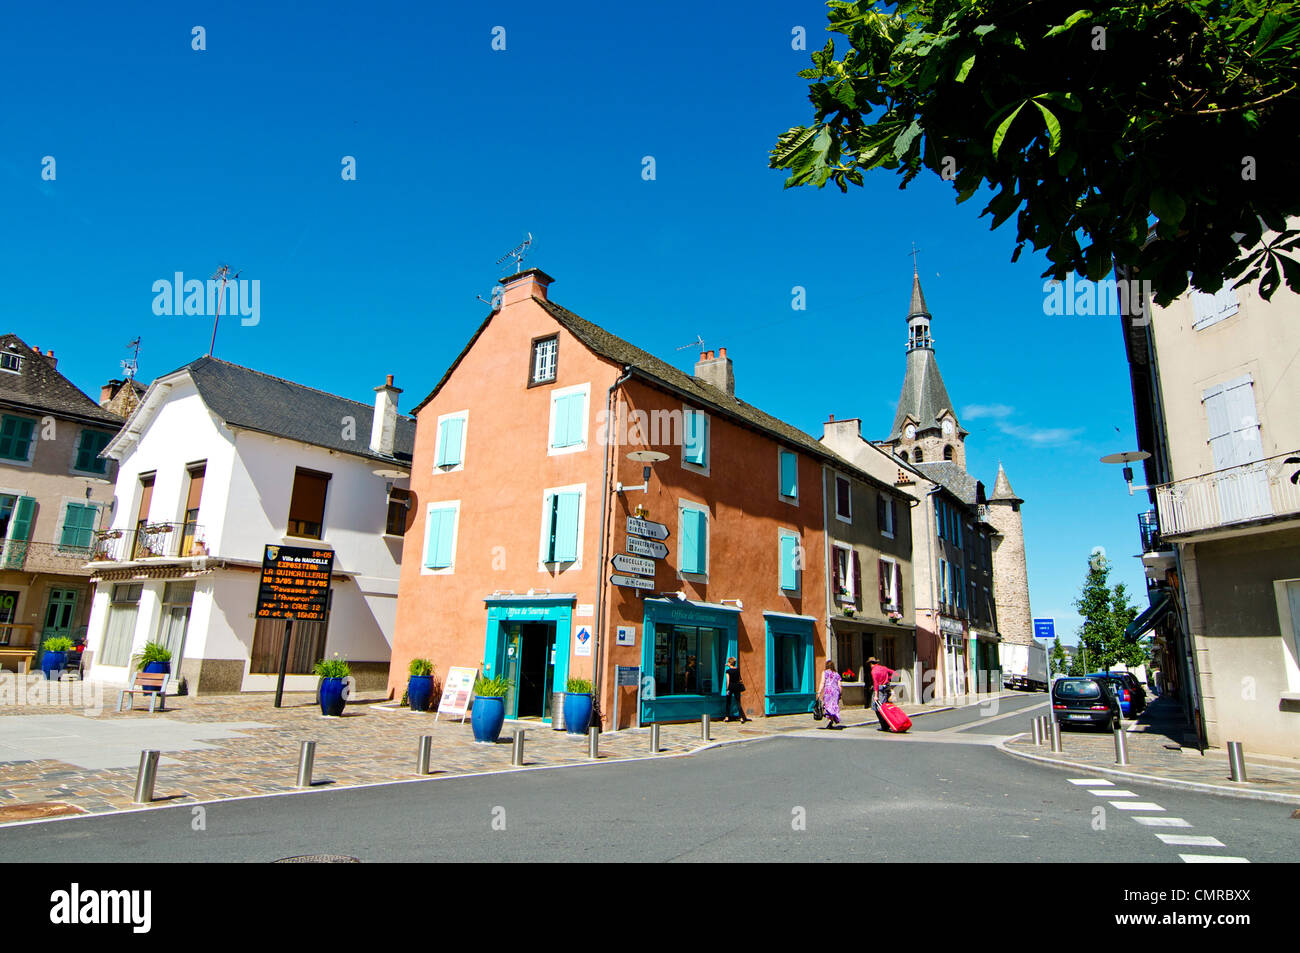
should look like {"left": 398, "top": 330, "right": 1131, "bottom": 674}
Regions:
{"left": 879, "top": 702, "right": 912, "bottom": 733}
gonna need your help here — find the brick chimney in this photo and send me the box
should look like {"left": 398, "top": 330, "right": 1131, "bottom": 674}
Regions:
{"left": 821, "top": 416, "right": 862, "bottom": 442}
{"left": 694, "top": 347, "right": 734, "bottom": 396}
{"left": 44, "top": 349, "right": 56, "bottom": 370}
{"left": 100, "top": 379, "right": 123, "bottom": 407}
{"left": 370, "top": 374, "right": 402, "bottom": 456}
{"left": 499, "top": 268, "right": 555, "bottom": 308}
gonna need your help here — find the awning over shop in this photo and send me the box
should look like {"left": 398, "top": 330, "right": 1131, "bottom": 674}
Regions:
{"left": 1124, "top": 593, "right": 1172, "bottom": 641}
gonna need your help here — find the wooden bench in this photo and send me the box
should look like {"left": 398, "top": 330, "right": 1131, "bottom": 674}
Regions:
{"left": 0, "top": 649, "right": 36, "bottom": 674}
{"left": 118, "top": 672, "right": 169, "bottom": 713}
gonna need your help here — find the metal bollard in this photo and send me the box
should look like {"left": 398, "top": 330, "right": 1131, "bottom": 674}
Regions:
{"left": 650, "top": 723, "right": 660, "bottom": 754}
{"left": 1050, "top": 718, "right": 1062, "bottom": 752}
{"left": 133, "top": 750, "right": 160, "bottom": 804}
{"left": 512, "top": 729, "right": 526, "bottom": 767}
{"left": 1031, "top": 717, "right": 1043, "bottom": 746}
{"left": 701, "top": 713, "right": 711, "bottom": 741}
{"left": 588, "top": 726, "right": 600, "bottom": 760}
{"left": 417, "top": 735, "right": 432, "bottom": 775}
{"left": 1227, "top": 741, "right": 1247, "bottom": 782}
{"left": 296, "top": 740, "right": 316, "bottom": 788}
{"left": 1113, "top": 724, "right": 1129, "bottom": 765}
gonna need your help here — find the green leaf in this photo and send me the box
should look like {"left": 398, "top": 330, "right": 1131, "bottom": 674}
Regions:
{"left": 1149, "top": 187, "right": 1186, "bottom": 227}
{"left": 1044, "top": 10, "right": 1092, "bottom": 39}
{"left": 973, "top": 24, "right": 996, "bottom": 36}
{"left": 955, "top": 53, "right": 976, "bottom": 82}
{"left": 991, "top": 101, "right": 1027, "bottom": 159}
{"left": 893, "top": 120, "right": 922, "bottom": 158}
{"left": 1031, "top": 100, "right": 1062, "bottom": 156}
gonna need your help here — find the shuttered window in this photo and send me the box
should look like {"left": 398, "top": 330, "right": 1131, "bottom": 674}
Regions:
{"left": 0, "top": 415, "right": 35, "bottom": 462}
{"left": 550, "top": 391, "right": 587, "bottom": 449}
{"left": 287, "top": 469, "right": 330, "bottom": 539}
{"left": 546, "top": 492, "right": 581, "bottom": 563}
{"left": 680, "top": 506, "right": 708, "bottom": 575}
{"left": 436, "top": 415, "right": 466, "bottom": 468}
{"left": 779, "top": 531, "right": 800, "bottom": 591}
{"left": 59, "top": 503, "right": 99, "bottom": 552}
{"left": 835, "top": 476, "right": 851, "bottom": 520}
{"left": 779, "top": 450, "right": 798, "bottom": 499}
{"left": 74, "top": 429, "right": 113, "bottom": 473}
{"left": 683, "top": 410, "right": 708, "bottom": 467}
{"left": 423, "top": 505, "right": 458, "bottom": 570}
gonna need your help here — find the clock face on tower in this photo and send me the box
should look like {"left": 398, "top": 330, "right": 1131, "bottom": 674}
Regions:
{"left": 942, "top": 419, "right": 954, "bottom": 436}
{"left": 905, "top": 425, "right": 916, "bottom": 440}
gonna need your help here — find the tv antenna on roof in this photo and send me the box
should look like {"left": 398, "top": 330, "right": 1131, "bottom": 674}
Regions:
{"left": 122, "top": 337, "right": 141, "bottom": 380}
{"left": 208, "top": 264, "right": 242, "bottom": 357}
{"left": 675, "top": 334, "right": 707, "bottom": 352}
{"left": 496, "top": 233, "right": 533, "bottom": 275}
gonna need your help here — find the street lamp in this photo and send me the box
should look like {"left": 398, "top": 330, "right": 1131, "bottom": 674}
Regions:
{"left": 1100, "top": 450, "right": 1152, "bottom": 495}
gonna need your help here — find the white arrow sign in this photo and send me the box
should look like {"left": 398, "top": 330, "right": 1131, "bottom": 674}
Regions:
{"left": 626, "top": 536, "right": 669, "bottom": 559}
{"left": 611, "top": 553, "right": 656, "bottom": 576}
{"left": 611, "top": 573, "right": 654, "bottom": 591}
{"left": 627, "top": 516, "right": 670, "bottom": 540}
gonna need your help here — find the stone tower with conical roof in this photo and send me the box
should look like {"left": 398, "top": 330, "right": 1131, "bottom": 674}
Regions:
{"left": 984, "top": 462, "right": 1034, "bottom": 646}
{"left": 883, "top": 271, "right": 968, "bottom": 468}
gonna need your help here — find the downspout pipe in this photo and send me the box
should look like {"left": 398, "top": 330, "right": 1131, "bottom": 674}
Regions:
{"left": 821, "top": 465, "right": 834, "bottom": 669}
{"left": 593, "top": 365, "right": 633, "bottom": 714}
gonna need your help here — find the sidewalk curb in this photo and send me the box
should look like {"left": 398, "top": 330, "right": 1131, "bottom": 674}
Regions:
{"left": 997, "top": 737, "right": 1300, "bottom": 806}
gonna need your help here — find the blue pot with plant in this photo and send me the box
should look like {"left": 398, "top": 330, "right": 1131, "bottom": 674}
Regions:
{"left": 563, "top": 677, "right": 594, "bottom": 735}
{"left": 41, "top": 637, "right": 73, "bottom": 680}
{"left": 408, "top": 658, "right": 436, "bottom": 712}
{"left": 134, "top": 641, "right": 173, "bottom": 692}
{"left": 471, "top": 674, "right": 509, "bottom": 743}
{"left": 315, "top": 655, "right": 352, "bottom": 716}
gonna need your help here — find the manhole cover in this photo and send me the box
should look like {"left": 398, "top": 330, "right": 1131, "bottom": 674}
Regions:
{"left": 0, "top": 802, "right": 87, "bottom": 823}
{"left": 272, "top": 854, "right": 361, "bottom": 863}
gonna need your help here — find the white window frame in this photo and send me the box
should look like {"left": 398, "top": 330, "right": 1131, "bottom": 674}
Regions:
{"left": 0, "top": 353, "right": 21, "bottom": 374}
{"left": 777, "top": 526, "right": 802, "bottom": 597}
{"left": 777, "top": 448, "right": 799, "bottom": 506}
{"left": 680, "top": 405, "right": 710, "bottom": 477}
{"left": 832, "top": 542, "right": 854, "bottom": 604}
{"left": 834, "top": 473, "right": 852, "bottom": 524}
{"left": 880, "top": 492, "right": 895, "bottom": 539}
{"left": 538, "top": 483, "right": 586, "bottom": 572}
{"left": 433, "top": 410, "right": 469, "bottom": 473}
{"left": 531, "top": 335, "right": 558, "bottom": 385}
{"left": 420, "top": 500, "right": 461, "bottom": 576}
{"left": 677, "top": 498, "right": 710, "bottom": 583}
{"left": 880, "top": 555, "right": 900, "bottom": 612}
{"left": 547, "top": 382, "right": 591, "bottom": 456}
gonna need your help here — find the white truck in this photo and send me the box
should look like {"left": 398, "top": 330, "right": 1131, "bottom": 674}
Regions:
{"left": 1000, "top": 641, "right": 1049, "bottom": 692}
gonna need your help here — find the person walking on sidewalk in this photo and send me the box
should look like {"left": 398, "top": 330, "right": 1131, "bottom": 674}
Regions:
{"left": 868, "top": 657, "right": 896, "bottom": 731}
{"left": 818, "top": 660, "right": 843, "bottom": 729}
{"left": 723, "top": 656, "right": 750, "bottom": 722}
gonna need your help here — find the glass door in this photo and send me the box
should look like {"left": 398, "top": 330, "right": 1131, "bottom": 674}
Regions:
{"left": 502, "top": 623, "right": 522, "bottom": 719}
{"left": 43, "top": 588, "right": 79, "bottom": 640}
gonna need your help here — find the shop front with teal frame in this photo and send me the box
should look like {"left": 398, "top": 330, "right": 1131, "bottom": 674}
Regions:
{"left": 483, "top": 595, "right": 574, "bottom": 724}
{"left": 763, "top": 611, "right": 817, "bottom": 715}
{"left": 641, "top": 598, "right": 740, "bottom": 724}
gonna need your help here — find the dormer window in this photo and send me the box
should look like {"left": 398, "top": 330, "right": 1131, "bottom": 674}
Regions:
{"left": 0, "top": 353, "right": 21, "bottom": 374}
{"left": 530, "top": 335, "right": 558, "bottom": 386}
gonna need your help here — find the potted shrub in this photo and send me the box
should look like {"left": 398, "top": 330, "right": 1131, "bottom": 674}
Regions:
{"left": 408, "top": 658, "right": 437, "bottom": 712}
{"left": 40, "top": 637, "right": 74, "bottom": 680}
{"left": 563, "top": 676, "right": 594, "bottom": 735}
{"left": 132, "top": 641, "right": 173, "bottom": 693}
{"left": 314, "top": 655, "right": 351, "bottom": 716}
{"left": 470, "top": 674, "right": 510, "bottom": 743}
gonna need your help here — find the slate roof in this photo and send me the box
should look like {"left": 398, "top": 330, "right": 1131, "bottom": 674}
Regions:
{"left": 146, "top": 356, "right": 415, "bottom": 464}
{"left": 0, "top": 334, "right": 124, "bottom": 426}
{"left": 914, "top": 461, "right": 980, "bottom": 506}
{"left": 888, "top": 274, "right": 959, "bottom": 440}
{"left": 990, "top": 462, "right": 1022, "bottom": 503}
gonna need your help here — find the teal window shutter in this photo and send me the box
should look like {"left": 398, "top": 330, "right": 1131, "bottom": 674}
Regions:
{"left": 779, "top": 533, "right": 798, "bottom": 590}
{"left": 75, "top": 430, "right": 111, "bottom": 473}
{"left": 0, "top": 416, "right": 35, "bottom": 462}
{"left": 684, "top": 411, "right": 707, "bottom": 466}
{"left": 681, "top": 508, "right": 706, "bottom": 573}
{"left": 779, "top": 451, "right": 797, "bottom": 498}
{"left": 60, "top": 503, "right": 97, "bottom": 550}
{"left": 437, "top": 417, "right": 464, "bottom": 467}
{"left": 566, "top": 393, "right": 585, "bottom": 447}
{"left": 552, "top": 492, "right": 580, "bottom": 562}
{"left": 424, "top": 508, "right": 455, "bottom": 569}
{"left": 551, "top": 394, "right": 572, "bottom": 448}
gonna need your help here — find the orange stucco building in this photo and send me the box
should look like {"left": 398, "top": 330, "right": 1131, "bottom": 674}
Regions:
{"left": 389, "top": 269, "right": 910, "bottom": 726}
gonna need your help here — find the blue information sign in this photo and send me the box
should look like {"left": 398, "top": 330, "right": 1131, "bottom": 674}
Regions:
{"left": 1033, "top": 618, "right": 1056, "bottom": 641}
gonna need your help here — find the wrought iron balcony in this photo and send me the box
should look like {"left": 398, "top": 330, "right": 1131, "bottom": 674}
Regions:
{"left": 90, "top": 522, "right": 209, "bottom": 563}
{"left": 1154, "top": 451, "right": 1300, "bottom": 539}
{"left": 1137, "top": 510, "right": 1171, "bottom": 554}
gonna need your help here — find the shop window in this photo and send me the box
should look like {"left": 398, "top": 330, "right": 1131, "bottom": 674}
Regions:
{"left": 287, "top": 468, "right": 331, "bottom": 539}
{"left": 772, "top": 632, "right": 804, "bottom": 693}
{"left": 652, "top": 624, "right": 719, "bottom": 696}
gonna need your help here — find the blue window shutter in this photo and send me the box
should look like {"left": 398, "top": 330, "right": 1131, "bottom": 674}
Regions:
{"left": 779, "top": 533, "right": 798, "bottom": 590}
{"left": 566, "top": 393, "right": 585, "bottom": 447}
{"left": 681, "top": 508, "right": 705, "bottom": 573}
{"left": 694, "top": 510, "right": 707, "bottom": 572}
{"left": 435, "top": 421, "right": 449, "bottom": 467}
{"left": 684, "top": 411, "right": 707, "bottom": 465}
{"left": 553, "top": 492, "right": 580, "bottom": 562}
{"left": 440, "top": 417, "right": 464, "bottom": 467}
{"left": 552, "top": 394, "right": 578, "bottom": 448}
{"left": 780, "top": 451, "right": 797, "bottom": 497}
{"left": 425, "top": 508, "right": 455, "bottom": 569}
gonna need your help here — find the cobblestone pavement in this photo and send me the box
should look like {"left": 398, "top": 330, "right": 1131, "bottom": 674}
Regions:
{"left": 1002, "top": 695, "right": 1300, "bottom": 804}
{"left": 0, "top": 678, "right": 926, "bottom": 823}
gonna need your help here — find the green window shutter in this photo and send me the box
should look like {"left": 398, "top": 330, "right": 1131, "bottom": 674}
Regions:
{"left": 0, "top": 416, "right": 35, "bottom": 462}
{"left": 681, "top": 508, "right": 706, "bottom": 574}
{"left": 779, "top": 451, "right": 797, "bottom": 498}
{"left": 9, "top": 496, "right": 35, "bottom": 541}
{"left": 779, "top": 533, "right": 798, "bottom": 591}
{"left": 60, "top": 503, "right": 97, "bottom": 550}
{"left": 684, "top": 411, "right": 707, "bottom": 466}
{"left": 75, "top": 430, "right": 111, "bottom": 473}
{"left": 552, "top": 492, "right": 580, "bottom": 562}
{"left": 425, "top": 508, "right": 456, "bottom": 569}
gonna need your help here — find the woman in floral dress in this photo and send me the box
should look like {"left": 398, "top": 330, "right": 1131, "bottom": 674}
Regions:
{"left": 818, "top": 660, "right": 842, "bottom": 729}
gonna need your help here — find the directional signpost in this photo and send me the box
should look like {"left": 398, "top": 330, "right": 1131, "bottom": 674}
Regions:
{"left": 610, "top": 573, "right": 654, "bottom": 591}
{"left": 612, "top": 515, "right": 671, "bottom": 594}
{"left": 626, "top": 536, "right": 669, "bottom": 559}
{"left": 626, "top": 516, "right": 670, "bottom": 540}
{"left": 1033, "top": 618, "right": 1056, "bottom": 642}
{"left": 611, "top": 553, "right": 655, "bottom": 576}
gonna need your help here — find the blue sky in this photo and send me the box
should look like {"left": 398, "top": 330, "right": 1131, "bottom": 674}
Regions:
{"left": 1, "top": 0, "right": 1153, "bottom": 641}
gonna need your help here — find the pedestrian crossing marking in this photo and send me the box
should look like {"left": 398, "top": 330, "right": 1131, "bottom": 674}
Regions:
{"left": 1156, "top": 834, "right": 1225, "bottom": 847}
{"left": 1133, "top": 816, "right": 1191, "bottom": 827}
{"left": 1068, "top": 778, "right": 1111, "bottom": 785}
{"left": 1179, "top": 854, "right": 1249, "bottom": 863}
{"left": 1112, "top": 801, "right": 1164, "bottom": 810}
{"left": 1092, "top": 789, "right": 1136, "bottom": 796}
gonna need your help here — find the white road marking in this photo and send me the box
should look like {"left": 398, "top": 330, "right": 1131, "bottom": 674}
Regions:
{"left": 1094, "top": 789, "right": 1136, "bottom": 797}
{"left": 1134, "top": 816, "right": 1191, "bottom": 827}
{"left": 1155, "top": 834, "right": 1225, "bottom": 847}
{"left": 1179, "top": 854, "right": 1249, "bottom": 863}
{"left": 1112, "top": 801, "right": 1164, "bottom": 811}
{"left": 1069, "top": 779, "right": 1111, "bottom": 785}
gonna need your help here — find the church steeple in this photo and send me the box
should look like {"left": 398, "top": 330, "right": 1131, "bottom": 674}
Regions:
{"left": 906, "top": 269, "right": 933, "bottom": 352}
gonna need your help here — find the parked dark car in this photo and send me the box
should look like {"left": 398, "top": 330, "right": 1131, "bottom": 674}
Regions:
{"left": 1087, "top": 671, "right": 1146, "bottom": 716}
{"left": 1052, "top": 676, "right": 1121, "bottom": 731}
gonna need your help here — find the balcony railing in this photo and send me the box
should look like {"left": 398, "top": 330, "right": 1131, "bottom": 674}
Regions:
{"left": 90, "top": 523, "right": 208, "bottom": 563}
{"left": 1137, "top": 510, "right": 1171, "bottom": 554}
{"left": 0, "top": 540, "right": 99, "bottom": 574}
{"left": 1154, "top": 451, "right": 1300, "bottom": 538}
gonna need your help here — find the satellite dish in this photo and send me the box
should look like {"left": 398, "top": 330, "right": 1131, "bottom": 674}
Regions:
{"left": 1100, "top": 451, "right": 1151, "bottom": 465}
{"left": 627, "top": 450, "right": 670, "bottom": 463}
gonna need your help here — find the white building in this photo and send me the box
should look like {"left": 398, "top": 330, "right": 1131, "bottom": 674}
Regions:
{"left": 83, "top": 357, "right": 414, "bottom": 694}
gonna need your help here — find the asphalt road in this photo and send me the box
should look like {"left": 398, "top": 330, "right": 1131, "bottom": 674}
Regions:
{"left": 1, "top": 692, "right": 1293, "bottom": 862}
